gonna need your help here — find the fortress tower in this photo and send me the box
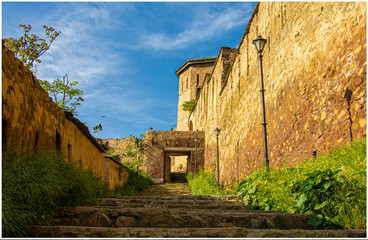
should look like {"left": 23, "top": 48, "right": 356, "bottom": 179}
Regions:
{"left": 175, "top": 57, "right": 216, "bottom": 131}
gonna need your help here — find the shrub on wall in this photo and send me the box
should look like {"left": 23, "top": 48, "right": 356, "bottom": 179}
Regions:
{"left": 2, "top": 150, "right": 111, "bottom": 237}
{"left": 234, "top": 139, "right": 366, "bottom": 229}
{"left": 182, "top": 100, "right": 196, "bottom": 113}
{"left": 187, "top": 167, "right": 231, "bottom": 196}
{"left": 116, "top": 166, "right": 152, "bottom": 196}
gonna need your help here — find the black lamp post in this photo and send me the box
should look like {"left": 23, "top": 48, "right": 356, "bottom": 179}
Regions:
{"left": 92, "top": 124, "right": 102, "bottom": 138}
{"left": 214, "top": 127, "right": 221, "bottom": 192}
{"left": 253, "top": 35, "right": 270, "bottom": 172}
{"left": 136, "top": 137, "right": 139, "bottom": 173}
{"left": 194, "top": 136, "right": 198, "bottom": 179}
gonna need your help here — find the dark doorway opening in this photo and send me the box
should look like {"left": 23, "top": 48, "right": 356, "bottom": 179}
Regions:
{"left": 164, "top": 151, "right": 191, "bottom": 183}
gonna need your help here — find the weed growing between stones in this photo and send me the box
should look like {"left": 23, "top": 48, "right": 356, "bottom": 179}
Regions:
{"left": 2, "top": 150, "right": 111, "bottom": 237}
{"left": 234, "top": 139, "right": 366, "bottom": 229}
{"left": 187, "top": 167, "right": 231, "bottom": 195}
{"left": 115, "top": 167, "right": 152, "bottom": 196}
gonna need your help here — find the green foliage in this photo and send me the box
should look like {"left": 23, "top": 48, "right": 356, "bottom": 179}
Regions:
{"left": 187, "top": 167, "right": 231, "bottom": 195}
{"left": 4, "top": 24, "right": 60, "bottom": 70}
{"left": 111, "top": 155, "right": 120, "bottom": 161}
{"left": 39, "top": 74, "right": 84, "bottom": 115}
{"left": 116, "top": 167, "right": 152, "bottom": 196}
{"left": 182, "top": 100, "right": 196, "bottom": 113}
{"left": 234, "top": 139, "right": 366, "bottom": 229}
{"left": 2, "top": 150, "right": 111, "bottom": 237}
{"left": 4, "top": 24, "right": 84, "bottom": 115}
{"left": 122, "top": 135, "right": 144, "bottom": 168}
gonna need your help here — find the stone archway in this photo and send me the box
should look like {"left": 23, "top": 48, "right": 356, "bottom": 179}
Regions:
{"left": 164, "top": 151, "right": 190, "bottom": 183}
{"left": 142, "top": 131, "right": 204, "bottom": 184}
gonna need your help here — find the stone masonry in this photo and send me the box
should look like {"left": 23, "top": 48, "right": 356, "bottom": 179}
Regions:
{"left": 142, "top": 130, "right": 205, "bottom": 183}
{"left": 176, "top": 58, "right": 216, "bottom": 131}
{"left": 176, "top": 2, "right": 367, "bottom": 184}
{"left": 2, "top": 42, "right": 128, "bottom": 189}
{"left": 30, "top": 183, "right": 366, "bottom": 238}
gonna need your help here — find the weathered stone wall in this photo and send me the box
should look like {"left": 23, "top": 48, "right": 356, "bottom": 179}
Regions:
{"left": 176, "top": 59, "right": 216, "bottom": 131}
{"left": 142, "top": 130, "right": 205, "bottom": 183}
{"left": 105, "top": 156, "right": 129, "bottom": 189}
{"left": 103, "top": 137, "right": 140, "bottom": 163}
{"left": 2, "top": 43, "right": 128, "bottom": 189}
{"left": 190, "top": 2, "right": 366, "bottom": 184}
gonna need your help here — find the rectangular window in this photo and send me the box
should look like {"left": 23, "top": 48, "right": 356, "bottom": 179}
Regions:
{"left": 197, "top": 74, "right": 199, "bottom": 86}
{"left": 56, "top": 130, "right": 61, "bottom": 151}
{"left": 186, "top": 78, "right": 188, "bottom": 88}
{"left": 67, "top": 144, "right": 72, "bottom": 162}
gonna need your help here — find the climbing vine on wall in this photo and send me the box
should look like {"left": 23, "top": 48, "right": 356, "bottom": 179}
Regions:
{"left": 182, "top": 100, "right": 196, "bottom": 113}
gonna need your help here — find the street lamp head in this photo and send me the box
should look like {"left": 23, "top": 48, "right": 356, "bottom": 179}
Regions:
{"left": 214, "top": 127, "right": 221, "bottom": 136}
{"left": 253, "top": 35, "right": 267, "bottom": 53}
{"left": 194, "top": 136, "right": 198, "bottom": 142}
{"left": 149, "top": 127, "right": 153, "bottom": 131}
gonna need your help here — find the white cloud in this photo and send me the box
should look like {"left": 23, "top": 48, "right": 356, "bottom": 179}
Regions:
{"left": 36, "top": 3, "right": 128, "bottom": 88}
{"left": 138, "top": 4, "right": 253, "bottom": 50}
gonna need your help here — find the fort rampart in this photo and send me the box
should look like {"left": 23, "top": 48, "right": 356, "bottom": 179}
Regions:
{"left": 2, "top": 43, "right": 128, "bottom": 189}
{"left": 189, "top": 2, "right": 366, "bottom": 183}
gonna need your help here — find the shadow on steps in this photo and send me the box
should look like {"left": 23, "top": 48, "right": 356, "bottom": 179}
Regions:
{"left": 170, "top": 172, "right": 187, "bottom": 183}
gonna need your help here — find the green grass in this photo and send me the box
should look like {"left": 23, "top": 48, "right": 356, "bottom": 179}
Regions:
{"left": 234, "top": 139, "right": 366, "bottom": 229}
{"left": 115, "top": 166, "right": 152, "bottom": 196}
{"left": 2, "top": 150, "right": 112, "bottom": 237}
{"left": 186, "top": 139, "right": 366, "bottom": 229}
{"left": 187, "top": 167, "right": 232, "bottom": 195}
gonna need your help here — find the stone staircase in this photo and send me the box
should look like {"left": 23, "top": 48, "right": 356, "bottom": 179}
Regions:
{"left": 170, "top": 172, "right": 187, "bottom": 183}
{"left": 30, "top": 184, "right": 366, "bottom": 238}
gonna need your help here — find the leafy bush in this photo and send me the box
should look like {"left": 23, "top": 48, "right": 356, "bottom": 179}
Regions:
{"left": 234, "top": 139, "right": 366, "bottom": 229}
{"left": 182, "top": 100, "right": 196, "bottom": 113}
{"left": 187, "top": 167, "right": 231, "bottom": 195}
{"left": 117, "top": 167, "right": 152, "bottom": 196}
{"left": 2, "top": 150, "right": 111, "bottom": 237}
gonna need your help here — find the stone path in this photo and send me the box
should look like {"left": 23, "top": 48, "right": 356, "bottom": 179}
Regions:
{"left": 31, "top": 183, "right": 366, "bottom": 238}
{"left": 136, "top": 182, "right": 192, "bottom": 196}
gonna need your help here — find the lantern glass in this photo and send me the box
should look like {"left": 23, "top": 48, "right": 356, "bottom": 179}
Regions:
{"left": 253, "top": 35, "right": 267, "bottom": 53}
{"left": 194, "top": 137, "right": 198, "bottom": 142}
{"left": 214, "top": 128, "right": 221, "bottom": 136}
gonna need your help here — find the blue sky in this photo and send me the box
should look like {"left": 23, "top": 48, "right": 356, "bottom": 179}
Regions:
{"left": 2, "top": 1, "right": 257, "bottom": 139}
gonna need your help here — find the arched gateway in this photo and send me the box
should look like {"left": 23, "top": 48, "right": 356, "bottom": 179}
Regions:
{"left": 142, "top": 130, "right": 205, "bottom": 184}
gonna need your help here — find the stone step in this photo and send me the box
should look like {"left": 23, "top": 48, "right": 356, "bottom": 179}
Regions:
{"left": 101, "top": 194, "right": 240, "bottom": 200}
{"left": 170, "top": 172, "right": 187, "bottom": 183}
{"left": 97, "top": 198, "right": 243, "bottom": 207}
{"left": 30, "top": 226, "right": 367, "bottom": 238}
{"left": 94, "top": 203, "right": 252, "bottom": 211}
{"left": 51, "top": 206, "right": 313, "bottom": 229}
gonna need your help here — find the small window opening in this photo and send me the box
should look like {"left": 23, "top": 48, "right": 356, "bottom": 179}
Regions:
{"left": 67, "top": 144, "right": 72, "bottom": 162}
{"left": 56, "top": 130, "right": 61, "bottom": 151}
{"left": 2, "top": 118, "right": 7, "bottom": 150}
{"left": 34, "top": 131, "right": 39, "bottom": 150}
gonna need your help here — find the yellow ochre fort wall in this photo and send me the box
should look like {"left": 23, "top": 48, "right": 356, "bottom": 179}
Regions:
{"left": 2, "top": 42, "right": 128, "bottom": 189}
{"left": 182, "top": 2, "right": 367, "bottom": 183}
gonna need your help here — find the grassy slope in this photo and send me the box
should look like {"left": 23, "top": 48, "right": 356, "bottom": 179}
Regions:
{"left": 188, "top": 139, "right": 366, "bottom": 229}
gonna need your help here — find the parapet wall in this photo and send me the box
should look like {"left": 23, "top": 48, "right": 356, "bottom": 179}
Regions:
{"left": 2, "top": 43, "right": 128, "bottom": 189}
{"left": 190, "top": 2, "right": 366, "bottom": 183}
{"left": 103, "top": 137, "right": 140, "bottom": 163}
